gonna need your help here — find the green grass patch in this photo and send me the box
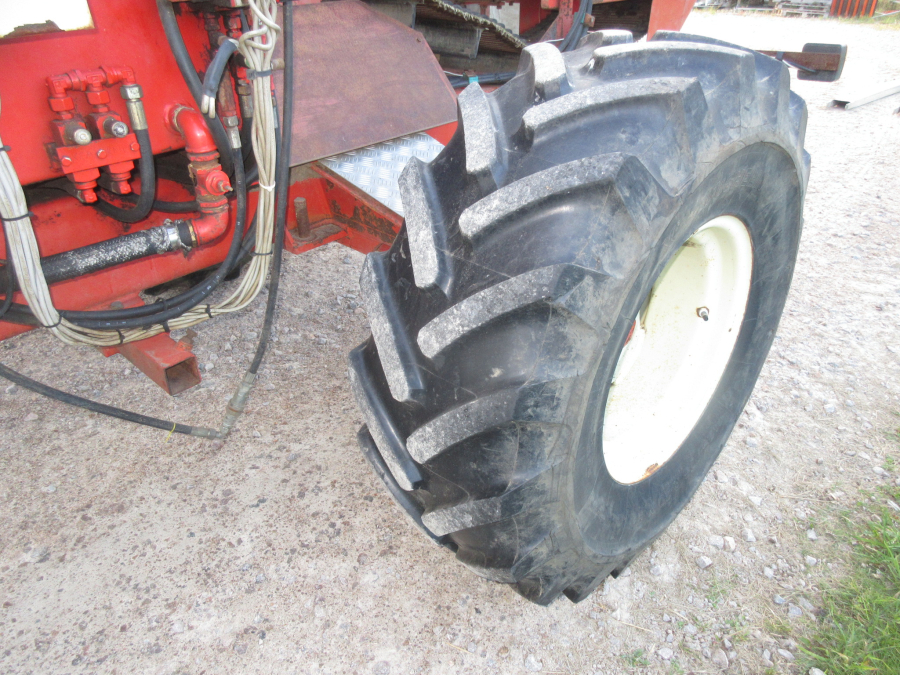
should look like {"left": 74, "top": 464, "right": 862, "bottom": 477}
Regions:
{"left": 705, "top": 574, "right": 733, "bottom": 609}
{"left": 764, "top": 615, "right": 792, "bottom": 638}
{"left": 621, "top": 648, "right": 650, "bottom": 669}
{"left": 801, "top": 484, "right": 900, "bottom": 674}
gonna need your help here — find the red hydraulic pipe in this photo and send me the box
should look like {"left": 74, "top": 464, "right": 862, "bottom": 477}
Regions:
{"left": 168, "top": 106, "right": 232, "bottom": 247}
{"left": 190, "top": 211, "right": 230, "bottom": 247}
{"left": 170, "top": 106, "right": 218, "bottom": 155}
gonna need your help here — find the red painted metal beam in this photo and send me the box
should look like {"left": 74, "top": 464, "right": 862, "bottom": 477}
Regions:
{"left": 99, "top": 315, "right": 201, "bottom": 396}
{"left": 648, "top": 0, "right": 694, "bottom": 38}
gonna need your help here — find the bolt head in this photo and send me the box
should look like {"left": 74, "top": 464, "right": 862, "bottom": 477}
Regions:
{"left": 72, "top": 128, "right": 92, "bottom": 146}
{"left": 130, "top": 142, "right": 139, "bottom": 152}
{"left": 61, "top": 156, "right": 73, "bottom": 167}
{"left": 96, "top": 149, "right": 108, "bottom": 159}
{"left": 110, "top": 121, "right": 129, "bottom": 138}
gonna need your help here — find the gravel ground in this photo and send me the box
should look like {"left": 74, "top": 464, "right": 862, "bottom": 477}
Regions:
{"left": 1, "top": 12, "right": 899, "bottom": 675}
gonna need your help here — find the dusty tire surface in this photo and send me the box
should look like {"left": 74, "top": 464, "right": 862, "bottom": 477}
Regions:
{"left": 351, "top": 32, "right": 809, "bottom": 603}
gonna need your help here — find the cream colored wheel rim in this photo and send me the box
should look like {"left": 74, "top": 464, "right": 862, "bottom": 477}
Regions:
{"left": 602, "top": 215, "right": 754, "bottom": 485}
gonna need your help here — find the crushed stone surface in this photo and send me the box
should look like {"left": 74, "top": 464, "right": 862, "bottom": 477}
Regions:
{"left": 1, "top": 12, "right": 899, "bottom": 675}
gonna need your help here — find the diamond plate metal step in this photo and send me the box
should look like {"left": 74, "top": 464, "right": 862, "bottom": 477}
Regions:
{"left": 320, "top": 132, "right": 445, "bottom": 217}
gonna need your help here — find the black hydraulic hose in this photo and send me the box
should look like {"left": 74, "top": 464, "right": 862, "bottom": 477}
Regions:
{"left": 201, "top": 38, "right": 240, "bottom": 119}
{"left": 559, "top": 0, "right": 592, "bottom": 52}
{"left": 0, "top": 304, "right": 37, "bottom": 326}
{"left": 240, "top": 115, "right": 254, "bottom": 163}
{"left": 60, "top": 144, "right": 247, "bottom": 328}
{"left": 249, "top": 0, "right": 292, "bottom": 376}
{"left": 93, "top": 128, "right": 156, "bottom": 223}
{"left": 75, "top": 213, "right": 257, "bottom": 323}
{"left": 152, "top": 198, "right": 199, "bottom": 213}
{"left": 0, "top": 226, "right": 14, "bottom": 322}
{"left": 119, "top": 192, "right": 200, "bottom": 213}
{"left": 447, "top": 71, "right": 516, "bottom": 88}
{"left": 236, "top": 9, "right": 254, "bottom": 166}
{"left": 0, "top": 362, "right": 220, "bottom": 438}
{"left": 245, "top": 161, "right": 258, "bottom": 187}
{"left": 579, "top": 0, "right": 594, "bottom": 45}
{"left": 156, "top": 0, "right": 234, "bottom": 176}
{"left": 558, "top": 13, "right": 580, "bottom": 51}
{"left": 25, "top": 177, "right": 199, "bottom": 214}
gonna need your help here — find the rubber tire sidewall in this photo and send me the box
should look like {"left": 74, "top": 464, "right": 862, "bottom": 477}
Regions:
{"left": 567, "top": 142, "right": 803, "bottom": 561}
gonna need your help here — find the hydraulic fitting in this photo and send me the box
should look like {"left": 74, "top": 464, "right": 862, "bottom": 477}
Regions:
{"left": 104, "top": 119, "right": 129, "bottom": 138}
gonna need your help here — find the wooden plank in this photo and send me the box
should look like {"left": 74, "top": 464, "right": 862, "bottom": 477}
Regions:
{"left": 758, "top": 50, "right": 842, "bottom": 72}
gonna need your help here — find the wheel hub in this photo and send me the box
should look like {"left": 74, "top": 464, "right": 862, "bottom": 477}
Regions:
{"left": 602, "top": 215, "right": 754, "bottom": 485}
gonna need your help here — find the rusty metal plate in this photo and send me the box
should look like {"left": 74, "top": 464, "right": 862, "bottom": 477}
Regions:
{"left": 275, "top": 1, "right": 458, "bottom": 167}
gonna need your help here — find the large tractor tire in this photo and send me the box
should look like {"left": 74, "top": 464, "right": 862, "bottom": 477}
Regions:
{"left": 349, "top": 30, "right": 809, "bottom": 604}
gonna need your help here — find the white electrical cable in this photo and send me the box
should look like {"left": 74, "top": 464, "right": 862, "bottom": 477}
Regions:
{"left": 0, "top": 0, "right": 281, "bottom": 347}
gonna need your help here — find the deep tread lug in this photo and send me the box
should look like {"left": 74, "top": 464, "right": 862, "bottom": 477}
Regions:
{"left": 576, "top": 29, "right": 633, "bottom": 50}
{"left": 589, "top": 42, "right": 758, "bottom": 135}
{"left": 422, "top": 478, "right": 550, "bottom": 537}
{"left": 348, "top": 344, "right": 424, "bottom": 490}
{"left": 407, "top": 381, "right": 572, "bottom": 464}
{"left": 398, "top": 158, "right": 451, "bottom": 292}
{"left": 356, "top": 426, "right": 443, "bottom": 544}
{"left": 562, "top": 565, "right": 616, "bottom": 603}
{"left": 417, "top": 265, "right": 566, "bottom": 359}
{"left": 521, "top": 42, "right": 571, "bottom": 101}
{"left": 459, "top": 153, "right": 664, "bottom": 248}
{"left": 360, "top": 252, "right": 427, "bottom": 403}
{"left": 458, "top": 83, "right": 505, "bottom": 192}
{"left": 408, "top": 388, "right": 519, "bottom": 464}
{"left": 651, "top": 30, "right": 791, "bottom": 128}
{"left": 512, "top": 557, "right": 575, "bottom": 605}
{"left": 522, "top": 78, "right": 707, "bottom": 192}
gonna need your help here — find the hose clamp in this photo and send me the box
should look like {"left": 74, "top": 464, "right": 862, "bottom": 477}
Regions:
{"left": 163, "top": 221, "right": 185, "bottom": 250}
